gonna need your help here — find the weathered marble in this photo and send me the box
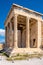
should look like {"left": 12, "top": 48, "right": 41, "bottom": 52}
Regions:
{"left": 4, "top": 4, "right": 43, "bottom": 56}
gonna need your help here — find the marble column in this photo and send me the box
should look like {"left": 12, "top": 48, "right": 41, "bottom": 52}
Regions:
{"left": 9, "top": 22, "right": 12, "bottom": 48}
{"left": 5, "top": 26, "right": 7, "bottom": 47}
{"left": 7, "top": 25, "right": 9, "bottom": 47}
{"left": 37, "top": 20, "right": 41, "bottom": 48}
{"left": 14, "top": 14, "right": 18, "bottom": 48}
{"left": 26, "top": 17, "right": 30, "bottom": 48}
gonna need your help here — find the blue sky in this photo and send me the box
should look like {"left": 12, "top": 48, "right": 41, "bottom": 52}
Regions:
{"left": 0, "top": 0, "right": 43, "bottom": 43}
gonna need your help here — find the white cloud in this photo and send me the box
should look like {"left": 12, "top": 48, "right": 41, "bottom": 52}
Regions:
{"left": 0, "top": 29, "right": 5, "bottom": 36}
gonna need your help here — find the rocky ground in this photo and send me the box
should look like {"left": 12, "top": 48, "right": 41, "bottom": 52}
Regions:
{"left": 0, "top": 56, "right": 43, "bottom": 65}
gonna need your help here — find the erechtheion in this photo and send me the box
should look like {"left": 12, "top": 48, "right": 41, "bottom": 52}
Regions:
{"left": 4, "top": 4, "right": 43, "bottom": 56}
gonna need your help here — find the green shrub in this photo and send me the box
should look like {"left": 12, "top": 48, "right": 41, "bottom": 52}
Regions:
{"left": 16, "top": 53, "right": 20, "bottom": 56}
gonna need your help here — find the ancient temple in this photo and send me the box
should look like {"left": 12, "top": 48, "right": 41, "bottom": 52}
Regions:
{"left": 4, "top": 4, "right": 43, "bottom": 56}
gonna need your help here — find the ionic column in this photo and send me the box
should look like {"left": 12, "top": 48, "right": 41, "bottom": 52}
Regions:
{"left": 14, "top": 14, "right": 18, "bottom": 48}
{"left": 7, "top": 25, "right": 9, "bottom": 47}
{"left": 9, "top": 22, "right": 12, "bottom": 48}
{"left": 26, "top": 17, "right": 30, "bottom": 48}
{"left": 5, "top": 26, "right": 7, "bottom": 47}
{"left": 37, "top": 20, "right": 41, "bottom": 48}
